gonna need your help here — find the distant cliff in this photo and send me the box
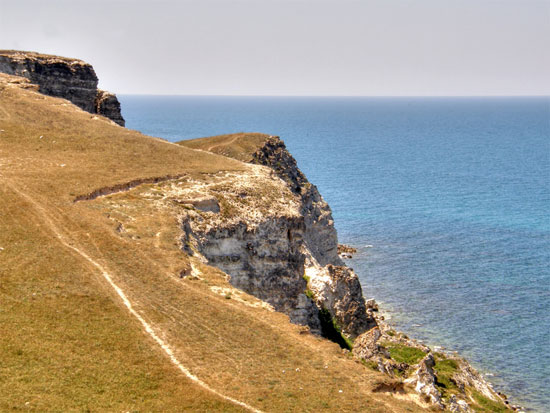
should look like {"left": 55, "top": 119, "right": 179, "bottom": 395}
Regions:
{"left": 0, "top": 50, "right": 124, "bottom": 126}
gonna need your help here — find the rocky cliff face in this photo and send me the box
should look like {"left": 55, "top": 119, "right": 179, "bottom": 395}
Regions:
{"left": 175, "top": 135, "right": 514, "bottom": 411}
{"left": 251, "top": 137, "right": 376, "bottom": 338}
{"left": 95, "top": 89, "right": 125, "bottom": 126}
{"left": 179, "top": 136, "right": 375, "bottom": 341}
{"left": 0, "top": 50, "right": 124, "bottom": 126}
{"left": 183, "top": 211, "right": 322, "bottom": 332}
{"left": 251, "top": 137, "right": 341, "bottom": 266}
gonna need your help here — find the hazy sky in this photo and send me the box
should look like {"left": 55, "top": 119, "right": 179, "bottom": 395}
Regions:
{"left": 1, "top": 0, "right": 549, "bottom": 96}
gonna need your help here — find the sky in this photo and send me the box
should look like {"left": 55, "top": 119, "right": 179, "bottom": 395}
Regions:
{"left": 0, "top": 0, "right": 549, "bottom": 96}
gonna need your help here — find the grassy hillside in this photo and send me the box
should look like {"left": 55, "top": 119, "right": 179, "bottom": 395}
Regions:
{"left": 0, "top": 73, "right": 427, "bottom": 412}
{"left": 179, "top": 132, "right": 272, "bottom": 162}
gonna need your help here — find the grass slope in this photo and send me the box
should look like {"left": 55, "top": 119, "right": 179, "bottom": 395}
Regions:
{"left": 0, "top": 74, "right": 425, "bottom": 412}
{"left": 178, "top": 133, "right": 271, "bottom": 162}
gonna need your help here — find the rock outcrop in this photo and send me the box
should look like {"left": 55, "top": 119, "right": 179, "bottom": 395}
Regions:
{"left": 95, "top": 89, "right": 125, "bottom": 126}
{"left": 404, "top": 353, "right": 445, "bottom": 409}
{"left": 0, "top": 50, "right": 125, "bottom": 126}
{"left": 307, "top": 263, "right": 375, "bottom": 338}
{"left": 249, "top": 137, "right": 376, "bottom": 338}
{"left": 183, "top": 213, "right": 322, "bottom": 332}
{"left": 251, "top": 137, "right": 341, "bottom": 266}
{"left": 177, "top": 136, "right": 375, "bottom": 340}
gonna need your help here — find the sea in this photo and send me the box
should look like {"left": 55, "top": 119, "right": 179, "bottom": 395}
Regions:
{"left": 119, "top": 95, "right": 550, "bottom": 412}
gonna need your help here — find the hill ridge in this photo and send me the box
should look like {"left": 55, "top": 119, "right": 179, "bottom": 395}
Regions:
{"left": 0, "top": 53, "right": 518, "bottom": 412}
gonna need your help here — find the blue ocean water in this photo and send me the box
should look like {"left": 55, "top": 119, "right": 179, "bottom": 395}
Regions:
{"left": 119, "top": 95, "right": 550, "bottom": 411}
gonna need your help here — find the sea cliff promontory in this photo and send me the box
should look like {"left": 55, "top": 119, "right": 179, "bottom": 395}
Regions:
{"left": 0, "top": 50, "right": 124, "bottom": 126}
{"left": 0, "top": 52, "right": 519, "bottom": 412}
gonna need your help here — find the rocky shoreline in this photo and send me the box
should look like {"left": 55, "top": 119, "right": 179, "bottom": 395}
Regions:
{"left": 336, "top": 244, "right": 527, "bottom": 412}
{"left": 355, "top": 269, "right": 525, "bottom": 412}
{"left": 179, "top": 134, "right": 521, "bottom": 412}
{"left": 0, "top": 51, "right": 523, "bottom": 412}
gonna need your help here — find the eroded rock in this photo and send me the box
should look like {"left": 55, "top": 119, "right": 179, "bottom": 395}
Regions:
{"left": 307, "top": 263, "right": 376, "bottom": 339}
{"left": 176, "top": 196, "right": 220, "bottom": 212}
{"left": 404, "top": 353, "right": 445, "bottom": 409}
{"left": 448, "top": 395, "right": 473, "bottom": 413}
{"left": 353, "top": 327, "right": 383, "bottom": 360}
{"left": 179, "top": 137, "right": 375, "bottom": 339}
{"left": 453, "top": 359, "right": 499, "bottom": 401}
{"left": 0, "top": 50, "right": 125, "bottom": 126}
{"left": 251, "top": 136, "right": 341, "bottom": 266}
{"left": 95, "top": 89, "right": 125, "bottom": 126}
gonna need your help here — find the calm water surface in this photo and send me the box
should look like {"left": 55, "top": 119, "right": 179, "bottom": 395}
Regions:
{"left": 120, "top": 95, "right": 550, "bottom": 411}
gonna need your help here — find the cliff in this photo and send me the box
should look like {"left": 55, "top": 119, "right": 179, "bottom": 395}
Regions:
{"left": 179, "top": 133, "right": 519, "bottom": 412}
{"left": 0, "top": 50, "right": 125, "bottom": 126}
{"left": 0, "top": 53, "right": 518, "bottom": 412}
{"left": 179, "top": 133, "right": 375, "bottom": 340}
{"left": 1, "top": 72, "right": 426, "bottom": 412}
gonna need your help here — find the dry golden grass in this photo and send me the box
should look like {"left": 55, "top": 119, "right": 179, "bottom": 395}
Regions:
{"left": 0, "top": 74, "right": 427, "bottom": 412}
{"left": 178, "top": 133, "right": 272, "bottom": 162}
{"left": 0, "top": 185, "right": 244, "bottom": 412}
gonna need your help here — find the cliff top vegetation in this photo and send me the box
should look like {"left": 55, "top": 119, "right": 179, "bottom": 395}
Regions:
{"left": 0, "top": 71, "right": 428, "bottom": 412}
{"left": 180, "top": 132, "right": 275, "bottom": 162}
{"left": 0, "top": 49, "right": 90, "bottom": 66}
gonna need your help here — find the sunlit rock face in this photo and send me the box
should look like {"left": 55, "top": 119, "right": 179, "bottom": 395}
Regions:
{"left": 181, "top": 136, "right": 375, "bottom": 339}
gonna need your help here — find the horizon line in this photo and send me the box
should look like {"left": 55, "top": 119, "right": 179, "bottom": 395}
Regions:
{"left": 117, "top": 93, "right": 550, "bottom": 98}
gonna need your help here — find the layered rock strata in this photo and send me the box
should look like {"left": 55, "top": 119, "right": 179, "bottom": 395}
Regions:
{"left": 95, "top": 89, "right": 125, "bottom": 126}
{"left": 179, "top": 136, "right": 376, "bottom": 339}
{"left": 250, "top": 137, "right": 341, "bottom": 266}
{"left": 249, "top": 137, "right": 377, "bottom": 337}
{"left": 0, "top": 50, "right": 124, "bottom": 126}
{"left": 177, "top": 134, "right": 515, "bottom": 411}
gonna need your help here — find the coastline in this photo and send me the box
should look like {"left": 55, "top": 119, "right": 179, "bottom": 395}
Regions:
{"left": 1, "top": 53, "right": 536, "bottom": 412}
{"left": 178, "top": 133, "right": 517, "bottom": 411}
{"left": 338, "top": 248, "right": 526, "bottom": 412}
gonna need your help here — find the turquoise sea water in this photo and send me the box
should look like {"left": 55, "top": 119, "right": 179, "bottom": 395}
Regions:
{"left": 119, "top": 96, "right": 550, "bottom": 411}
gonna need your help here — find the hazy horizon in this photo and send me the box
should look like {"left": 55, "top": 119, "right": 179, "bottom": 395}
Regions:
{"left": 1, "top": 0, "right": 549, "bottom": 96}
{"left": 117, "top": 93, "right": 550, "bottom": 97}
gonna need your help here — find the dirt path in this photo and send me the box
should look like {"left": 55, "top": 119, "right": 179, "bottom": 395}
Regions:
{"left": 206, "top": 134, "right": 241, "bottom": 152}
{"left": 6, "top": 182, "right": 263, "bottom": 413}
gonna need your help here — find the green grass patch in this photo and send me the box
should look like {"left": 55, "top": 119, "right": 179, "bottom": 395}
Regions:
{"left": 383, "top": 343, "right": 426, "bottom": 365}
{"left": 434, "top": 357, "right": 458, "bottom": 376}
{"left": 432, "top": 355, "right": 470, "bottom": 401}
{"left": 434, "top": 358, "right": 459, "bottom": 397}
{"left": 305, "top": 289, "right": 315, "bottom": 300}
{"left": 471, "top": 390, "right": 509, "bottom": 413}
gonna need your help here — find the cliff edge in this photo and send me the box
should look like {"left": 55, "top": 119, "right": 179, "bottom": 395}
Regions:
{"left": 0, "top": 53, "right": 518, "bottom": 412}
{"left": 0, "top": 50, "right": 125, "bottom": 126}
{"left": 180, "top": 133, "right": 376, "bottom": 341}
{"left": 180, "top": 132, "right": 520, "bottom": 412}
